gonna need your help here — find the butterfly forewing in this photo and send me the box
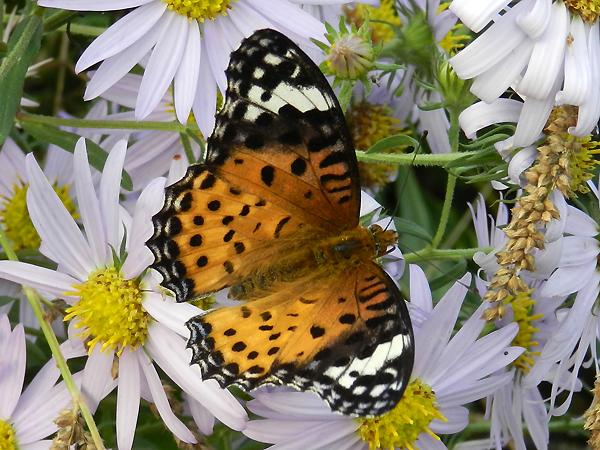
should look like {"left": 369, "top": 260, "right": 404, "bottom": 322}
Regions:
{"left": 187, "top": 262, "right": 414, "bottom": 417}
{"left": 207, "top": 29, "right": 360, "bottom": 229}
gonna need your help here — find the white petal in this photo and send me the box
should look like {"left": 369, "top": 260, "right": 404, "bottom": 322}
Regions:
{"left": 143, "top": 293, "right": 202, "bottom": 337}
{"left": 430, "top": 406, "right": 469, "bottom": 434}
{"left": 516, "top": 0, "right": 551, "bottom": 38}
{"left": 522, "top": 388, "right": 549, "bottom": 450}
{"left": 512, "top": 92, "right": 555, "bottom": 147}
{"left": 419, "top": 107, "right": 450, "bottom": 154}
{"left": 81, "top": 347, "right": 115, "bottom": 412}
{"left": 136, "top": 13, "right": 188, "bottom": 119}
{"left": 459, "top": 99, "right": 522, "bottom": 139}
{"left": 116, "top": 349, "right": 140, "bottom": 450}
{"left": 413, "top": 274, "right": 469, "bottom": 379}
{"left": 137, "top": 350, "right": 196, "bottom": 443}
{"left": 174, "top": 22, "right": 201, "bottom": 124}
{"left": 0, "top": 261, "right": 79, "bottom": 297}
{"left": 75, "top": 2, "right": 167, "bottom": 72}
{"left": 25, "top": 153, "right": 94, "bottom": 279}
{"left": 193, "top": 41, "right": 218, "bottom": 137}
{"left": 409, "top": 265, "right": 433, "bottom": 312}
{"left": 564, "top": 205, "right": 597, "bottom": 236}
{"left": 100, "top": 140, "right": 128, "bottom": 250}
{"left": 145, "top": 323, "right": 248, "bottom": 430}
{"left": 84, "top": 17, "right": 167, "bottom": 100}
{"left": 571, "top": 22, "right": 600, "bottom": 136}
{"left": 449, "top": 2, "right": 528, "bottom": 79}
{"left": 541, "top": 263, "right": 595, "bottom": 297}
{"left": 555, "top": 16, "right": 590, "bottom": 106}
{"left": 448, "top": 0, "right": 510, "bottom": 33}
{"left": 74, "top": 138, "right": 107, "bottom": 265}
{"left": 245, "top": 0, "right": 326, "bottom": 42}
{"left": 186, "top": 393, "right": 215, "bottom": 435}
{"left": 517, "top": 1, "right": 567, "bottom": 100}
{"left": 470, "top": 40, "right": 533, "bottom": 103}
{"left": 0, "top": 323, "right": 25, "bottom": 418}
{"left": 38, "top": 0, "right": 153, "bottom": 10}
{"left": 122, "top": 178, "right": 167, "bottom": 279}
{"left": 202, "top": 20, "right": 229, "bottom": 93}
{"left": 507, "top": 146, "right": 536, "bottom": 184}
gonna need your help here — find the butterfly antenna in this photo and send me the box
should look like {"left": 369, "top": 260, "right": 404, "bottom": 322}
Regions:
{"left": 383, "top": 131, "right": 428, "bottom": 232}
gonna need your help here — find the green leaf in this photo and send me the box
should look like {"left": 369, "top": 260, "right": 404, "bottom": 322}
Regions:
{"left": 393, "top": 217, "right": 433, "bottom": 243}
{"left": 429, "top": 259, "right": 468, "bottom": 291}
{"left": 365, "top": 134, "right": 420, "bottom": 153}
{"left": 0, "top": 14, "right": 42, "bottom": 145}
{"left": 20, "top": 122, "right": 133, "bottom": 190}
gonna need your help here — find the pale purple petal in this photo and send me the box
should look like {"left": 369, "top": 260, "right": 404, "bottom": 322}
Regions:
{"left": 186, "top": 393, "right": 215, "bottom": 435}
{"left": 459, "top": 99, "right": 522, "bottom": 139}
{"left": 73, "top": 138, "right": 107, "bottom": 266}
{"left": 81, "top": 346, "right": 115, "bottom": 412}
{"left": 571, "top": 22, "right": 600, "bottom": 136}
{"left": 137, "top": 350, "right": 196, "bottom": 443}
{"left": 38, "top": 0, "right": 153, "bottom": 10}
{"left": 431, "top": 406, "right": 469, "bottom": 434}
{"left": 203, "top": 20, "right": 229, "bottom": 93}
{"left": 143, "top": 293, "right": 202, "bottom": 338}
{"left": 145, "top": 323, "right": 248, "bottom": 430}
{"left": 0, "top": 322, "right": 25, "bottom": 418}
{"left": 0, "top": 261, "right": 79, "bottom": 297}
{"left": 555, "top": 16, "right": 590, "bottom": 106}
{"left": 174, "top": 22, "right": 201, "bottom": 124}
{"left": 99, "top": 140, "right": 128, "bottom": 250}
{"left": 25, "top": 154, "right": 94, "bottom": 279}
{"left": 116, "top": 349, "right": 140, "bottom": 450}
{"left": 122, "top": 178, "right": 166, "bottom": 278}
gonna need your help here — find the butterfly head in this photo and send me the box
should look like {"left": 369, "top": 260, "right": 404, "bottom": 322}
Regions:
{"left": 369, "top": 224, "right": 398, "bottom": 258}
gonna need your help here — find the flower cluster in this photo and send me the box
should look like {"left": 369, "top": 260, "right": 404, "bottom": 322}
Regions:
{"left": 0, "top": 0, "right": 599, "bottom": 449}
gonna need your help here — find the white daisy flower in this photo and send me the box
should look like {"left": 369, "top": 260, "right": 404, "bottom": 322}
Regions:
{"left": 37, "top": 0, "right": 339, "bottom": 133}
{"left": 0, "top": 314, "right": 74, "bottom": 449}
{"left": 90, "top": 73, "right": 204, "bottom": 191}
{"left": 0, "top": 138, "right": 247, "bottom": 449}
{"left": 0, "top": 137, "right": 77, "bottom": 252}
{"left": 242, "top": 265, "right": 522, "bottom": 450}
{"left": 450, "top": 0, "right": 600, "bottom": 147}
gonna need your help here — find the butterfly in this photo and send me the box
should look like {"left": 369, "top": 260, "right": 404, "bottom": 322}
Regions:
{"left": 147, "top": 29, "right": 414, "bottom": 417}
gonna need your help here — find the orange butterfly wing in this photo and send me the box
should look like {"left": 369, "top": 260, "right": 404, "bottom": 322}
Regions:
{"left": 187, "top": 262, "right": 413, "bottom": 417}
{"left": 147, "top": 29, "right": 414, "bottom": 417}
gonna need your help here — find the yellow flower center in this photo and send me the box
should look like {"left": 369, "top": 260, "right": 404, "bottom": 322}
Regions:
{"left": 0, "top": 419, "right": 17, "bottom": 450}
{"left": 345, "top": 0, "right": 401, "bottom": 44}
{"left": 162, "top": 0, "right": 233, "bottom": 21}
{"left": 438, "top": 24, "right": 470, "bottom": 54}
{"left": 64, "top": 267, "right": 148, "bottom": 355}
{"left": 504, "top": 290, "right": 543, "bottom": 373}
{"left": 563, "top": 135, "right": 600, "bottom": 196}
{"left": 565, "top": 0, "right": 600, "bottom": 23}
{"left": 357, "top": 379, "right": 446, "bottom": 450}
{"left": 0, "top": 182, "right": 78, "bottom": 251}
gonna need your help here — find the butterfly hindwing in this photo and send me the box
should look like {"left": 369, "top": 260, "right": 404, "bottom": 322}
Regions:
{"left": 208, "top": 29, "right": 360, "bottom": 229}
{"left": 186, "top": 262, "right": 414, "bottom": 417}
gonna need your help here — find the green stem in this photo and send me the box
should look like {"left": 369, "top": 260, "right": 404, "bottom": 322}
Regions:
{"left": 179, "top": 132, "right": 195, "bottom": 165}
{"left": 355, "top": 150, "right": 477, "bottom": 167}
{"left": 43, "top": 10, "right": 77, "bottom": 32}
{"left": 403, "top": 247, "right": 484, "bottom": 263}
{"left": 18, "top": 112, "right": 194, "bottom": 133}
{"left": 431, "top": 174, "right": 456, "bottom": 248}
{"left": 0, "top": 230, "right": 105, "bottom": 450}
{"left": 430, "top": 108, "right": 461, "bottom": 248}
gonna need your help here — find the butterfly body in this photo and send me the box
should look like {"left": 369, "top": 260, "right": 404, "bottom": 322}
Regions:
{"left": 147, "top": 29, "right": 414, "bottom": 417}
